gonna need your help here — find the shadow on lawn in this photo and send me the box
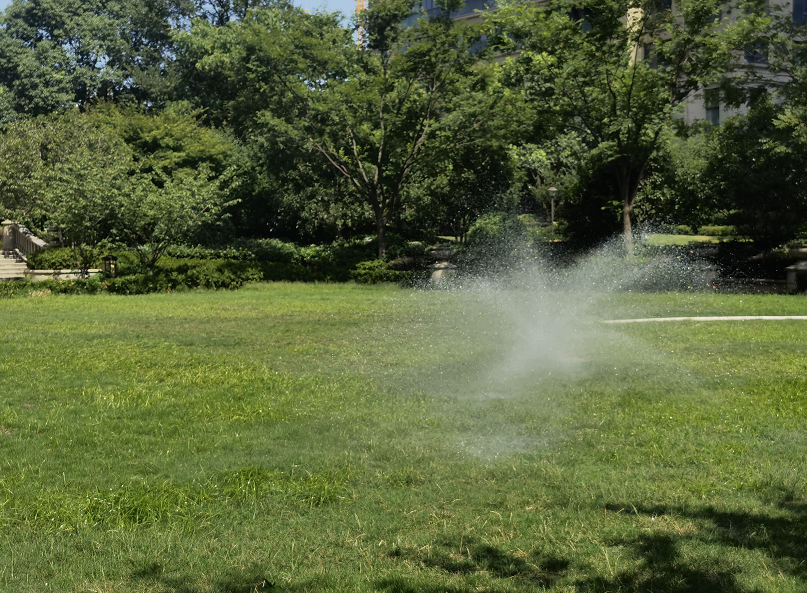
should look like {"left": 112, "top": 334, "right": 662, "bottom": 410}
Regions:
{"left": 378, "top": 498, "right": 806, "bottom": 593}
{"left": 131, "top": 562, "right": 273, "bottom": 592}
{"left": 579, "top": 499, "right": 807, "bottom": 592}
{"left": 126, "top": 499, "right": 806, "bottom": 592}
{"left": 377, "top": 534, "right": 569, "bottom": 592}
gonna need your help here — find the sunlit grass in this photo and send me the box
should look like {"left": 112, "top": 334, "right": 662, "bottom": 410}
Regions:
{"left": 645, "top": 233, "right": 739, "bottom": 246}
{"left": 0, "top": 283, "right": 805, "bottom": 592}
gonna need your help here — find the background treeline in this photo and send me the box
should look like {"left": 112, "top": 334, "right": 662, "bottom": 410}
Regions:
{"left": 1, "top": 0, "right": 806, "bottom": 277}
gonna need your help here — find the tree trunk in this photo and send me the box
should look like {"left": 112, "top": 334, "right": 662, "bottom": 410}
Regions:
{"left": 376, "top": 214, "right": 386, "bottom": 260}
{"left": 623, "top": 198, "right": 634, "bottom": 259}
{"left": 618, "top": 165, "right": 636, "bottom": 259}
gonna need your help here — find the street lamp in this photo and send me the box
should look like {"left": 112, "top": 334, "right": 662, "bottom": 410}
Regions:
{"left": 102, "top": 255, "right": 118, "bottom": 277}
{"left": 547, "top": 187, "right": 558, "bottom": 226}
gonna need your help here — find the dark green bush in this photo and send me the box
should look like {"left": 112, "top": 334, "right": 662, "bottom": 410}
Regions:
{"left": 350, "top": 260, "right": 406, "bottom": 284}
{"left": 26, "top": 247, "right": 95, "bottom": 270}
{"left": 164, "top": 239, "right": 299, "bottom": 263}
{"left": 154, "top": 258, "right": 263, "bottom": 290}
{"left": 0, "top": 281, "right": 35, "bottom": 298}
{"left": 37, "top": 277, "right": 105, "bottom": 295}
{"left": 527, "top": 224, "right": 558, "bottom": 242}
{"left": 466, "top": 212, "right": 529, "bottom": 256}
{"left": 260, "top": 262, "right": 327, "bottom": 282}
{"left": 12, "top": 238, "right": 421, "bottom": 295}
{"left": 26, "top": 247, "right": 142, "bottom": 274}
{"left": 107, "top": 251, "right": 143, "bottom": 276}
{"left": 383, "top": 234, "right": 426, "bottom": 261}
{"left": 163, "top": 238, "right": 376, "bottom": 267}
{"left": 699, "top": 225, "right": 737, "bottom": 237}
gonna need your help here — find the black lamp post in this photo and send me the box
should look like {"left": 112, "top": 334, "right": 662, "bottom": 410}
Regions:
{"left": 547, "top": 187, "right": 558, "bottom": 226}
{"left": 102, "top": 255, "right": 118, "bottom": 277}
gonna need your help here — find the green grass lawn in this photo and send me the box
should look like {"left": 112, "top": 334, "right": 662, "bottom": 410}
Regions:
{"left": 1, "top": 284, "right": 806, "bottom": 592}
{"left": 644, "top": 234, "right": 741, "bottom": 246}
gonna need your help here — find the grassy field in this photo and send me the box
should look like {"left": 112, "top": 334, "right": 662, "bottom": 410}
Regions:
{"left": 644, "top": 234, "right": 733, "bottom": 246}
{"left": 1, "top": 283, "right": 806, "bottom": 592}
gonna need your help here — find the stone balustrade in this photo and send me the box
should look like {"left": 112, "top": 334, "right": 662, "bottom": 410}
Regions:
{"left": 1, "top": 220, "right": 57, "bottom": 259}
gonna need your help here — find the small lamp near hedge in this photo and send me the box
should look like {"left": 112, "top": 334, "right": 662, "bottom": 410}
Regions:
{"left": 547, "top": 187, "right": 558, "bottom": 226}
{"left": 102, "top": 255, "right": 118, "bottom": 278}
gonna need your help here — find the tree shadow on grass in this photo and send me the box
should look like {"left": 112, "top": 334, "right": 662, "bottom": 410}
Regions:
{"left": 374, "top": 576, "right": 507, "bottom": 593}
{"left": 577, "top": 532, "right": 745, "bottom": 593}
{"left": 378, "top": 534, "right": 569, "bottom": 592}
{"left": 580, "top": 498, "right": 807, "bottom": 592}
{"left": 131, "top": 562, "right": 274, "bottom": 593}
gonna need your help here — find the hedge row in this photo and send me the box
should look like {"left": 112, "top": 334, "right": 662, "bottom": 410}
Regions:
{"left": 27, "top": 235, "right": 427, "bottom": 273}
{"left": 1, "top": 256, "right": 413, "bottom": 298}
{"left": 668, "top": 225, "right": 738, "bottom": 236}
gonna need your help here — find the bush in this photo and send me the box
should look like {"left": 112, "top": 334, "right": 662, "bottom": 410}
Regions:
{"left": 350, "top": 260, "right": 406, "bottom": 284}
{"left": 260, "top": 262, "right": 326, "bottom": 283}
{"left": 466, "top": 212, "right": 529, "bottom": 256}
{"left": 26, "top": 247, "right": 94, "bottom": 270}
{"left": 12, "top": 238, "right": 420, "bottom": 294}
{"left": 154, "top": 258, "right": 263, "bottom": 290}
{"left": 383, "top": 234, "right": 427, "bottom": 261}
{"left": 37, "top": 277, "right": 105, "bottom": 295}
{"left": 0, "top": 281, "right": 37, "bottom": 298}
{"left": 528, "top": 224, "right": 558, "bottom": 242}
{"left": 163, "top": 239, "right": 300, "bottom": 263}
{"left": 699, "top": 225, "right": 737, "bottom": 237}
{"left": 26, "top": 247, "right": 142, "bottom": 274}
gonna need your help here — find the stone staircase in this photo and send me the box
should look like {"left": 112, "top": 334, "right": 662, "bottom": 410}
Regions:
{"left": 0, "top": 251, "right": 28, "bottom": 281}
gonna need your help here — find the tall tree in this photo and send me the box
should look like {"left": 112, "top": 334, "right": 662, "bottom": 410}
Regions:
{"left": 173, "top": 2, "right": 359, "bottom": 241}
{"left": 178, "top": 0, "right": 493, "bottom": 256}
{"left": 193, "top": 0, "right": 270, "bottom": 26}
{"left": 489, "top": 0, "right": 764, "bottom": 255}
{"left": 0, "top": 0, "right": 190, "bottom": 113}
{"left": 0, "top": 110, "right": 132, "bottom": 272}
{"left": 120, "top": 166, "right": 232, "bottom": 273}
{"left": 296, "top": 0, "right": 492, "bottom": 258}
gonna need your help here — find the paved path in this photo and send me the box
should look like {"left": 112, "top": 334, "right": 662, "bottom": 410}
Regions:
{"left": 603, "top": 316, "right": 807, "bottom": 324}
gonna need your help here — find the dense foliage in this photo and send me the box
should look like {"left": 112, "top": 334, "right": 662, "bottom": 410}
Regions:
{"left": 0, "top": 0, "right": 804, "bottom": 265}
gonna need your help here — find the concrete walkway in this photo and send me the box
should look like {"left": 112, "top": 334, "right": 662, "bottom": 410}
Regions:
{"left": 603, "top": 316, "right": 807, "bottom": 323}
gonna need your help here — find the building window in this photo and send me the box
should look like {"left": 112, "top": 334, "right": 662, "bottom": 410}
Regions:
{"left": 644, "top": 44, "right": 658, "bottom": 69}
{"left": 795, "top": 0, "right": 806, "bottom": 25}
{"left": 705, "top": 89, "right": 720, "bottom": 126}
{"left": 744, "top": 42, "right": 768, "bottom": 64}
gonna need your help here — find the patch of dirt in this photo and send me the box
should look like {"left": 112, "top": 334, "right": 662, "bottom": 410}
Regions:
{"left": 0, "top": 426, "right": 17, "bottom": 435}
{"left": 19, "top": 403, "right": 38, "bottom": 409}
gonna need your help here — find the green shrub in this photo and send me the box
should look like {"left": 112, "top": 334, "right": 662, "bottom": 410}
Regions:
{"left": 466, "top": 212, "right": 529, "bottom": 256}
{"left": 383, "top": 234, "right": 426, "bottom": 261}
{"left": 350, "top": 260, "right": 405, "bottom": 284}
{"left": 163, "top": 239, "right": 299, "bottom": 263}
{"left": 0, "top": 281, "right": 34, "bottom": 298}
{"left": 528, "top": 224, "right": 558, "bottom": 242}
{"left": 26, "top": 247, "right": 142, "bottom": 274}
{"left": 13, "top": 239, "right": 414, "bottom": 294}
{"left": 37, "top": 277, "right": 105, "bottom": 295}
{"left": 106, "top": 251, "right": 143, "bottom": 276}
{"left": 235, "top": 238, "right": 299, "bottom": 263}
{"left": 26, "top": 247, "right": 94, "bottom": 270}
{"left": 699, "top": 225, "right": 737, "bottom": 237}
{"left": 154, "top": 258, "right": 263, "bottom": 290}
{"left": 260, "top": 262, "right": 325, "bottom": 282}
{"left": 675, "top": 225, "right": 694, "bottom": 235}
